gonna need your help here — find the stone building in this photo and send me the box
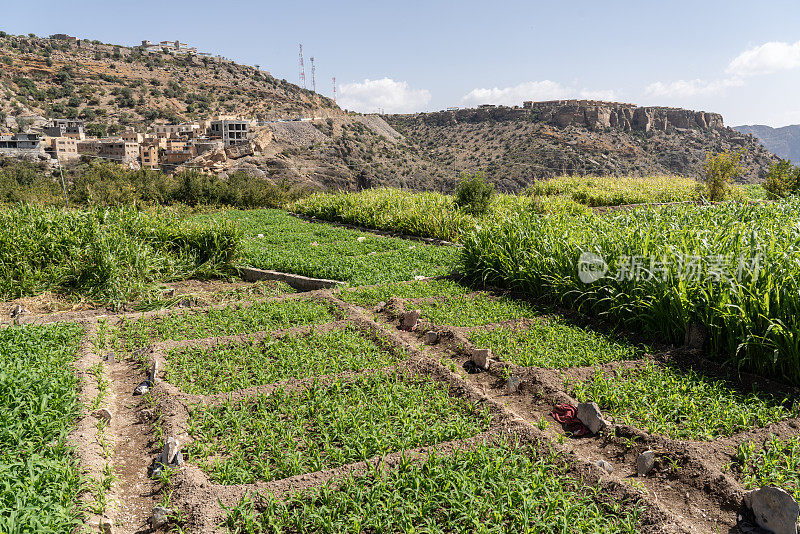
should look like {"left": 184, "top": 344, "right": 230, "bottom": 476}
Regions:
{"left": 98, "top": 140, "right": 140, "bottom": 164}
{"left": 44, "top": 119, "right": 85, "bottom": 140}
{"left": 77, "top": 139, "right": 101, "bottom": 156}
{"left": 0, "top": 133, "right": 46, "bottom": 159}
{"left": 47, "top": 136, "right": 80, "bottom": 161}
{"left": 140, "top": 143, "right": 159, "bottom": 169}
{"left": 209, "top": 119, "right": 249, "bottom": 146}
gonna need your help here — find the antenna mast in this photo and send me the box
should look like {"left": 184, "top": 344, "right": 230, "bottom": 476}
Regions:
{"left": 310, "top": 56, "right": 316, "bottom": 92}
{"left": 332, "top": 76, "right": 337, "bottom": 103}
{"left": 298, "top": 44, "right": 306, "bottom": 89}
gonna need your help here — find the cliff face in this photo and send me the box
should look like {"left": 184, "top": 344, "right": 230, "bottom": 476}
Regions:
{"left": 386, "top": 101, "right": 778, "bottom": 190}
{"left": 399, "top": 100, "right": 725, "bottom": 133}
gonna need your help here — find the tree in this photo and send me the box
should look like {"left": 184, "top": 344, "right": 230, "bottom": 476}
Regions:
{"left": 454, "top": 172, "right": 494, "bottom": 215}
{"left": 703, "top": 150, "right": 743, "bottom": 201}
{"left": 763, "top": 160, "right": 800, "bottom": 199}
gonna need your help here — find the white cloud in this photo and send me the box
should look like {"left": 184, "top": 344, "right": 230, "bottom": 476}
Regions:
{"left": 460, "top": 80, "right": 617, "bottom": 107}
{"left": 644, "top": 77, "right": 743, "bottom": 98}
{"left": 728, "top": 40, "right": 800, "bottom": 76}
{"left": 337, "top": 78, "right": 431, "bottom": 113}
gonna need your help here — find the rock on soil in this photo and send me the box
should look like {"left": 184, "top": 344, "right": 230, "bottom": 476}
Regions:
{"left": 471, "top": 348, "right": 492, "bottom": 371}
{"left": 596, "top": 459, "right": 614, "bottom": 474}
{"left": 637, "top": 450, "right": 656, "bottom": 476}
{"left": 93, "top": 408, "right": 112, "bottom": 422}
{"left": 400, "top": 310, "right": 421, "bottom": 331}
{"left": 576, "top": 402, "right": 610, "bottom": 434}
{"left": 745, "top": 487, "right": 800, "bottom": 534}
{"left": 150, "top": 506, "right": 173, "bottom": 529}
{"left": 133, "top": 379, "right": 153, "bottom": 396}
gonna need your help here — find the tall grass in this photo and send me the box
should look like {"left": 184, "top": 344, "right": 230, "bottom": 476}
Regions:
{"left": 289, "top": 178, "right": 759, "bottom": 243}
{"left": 528, "top": 175, "right": 705, "bottom": 206}
{"left": 460, "top": 199, "right": 800, "bottom": 384}
{"left": 0, "top": 205, "right": 240, "bottom": 305}
{"left": 528, "top": 174, "right": 756, "bottom": 206}
{"left": 290, "top": 188, "right": 532, "bottom": 242}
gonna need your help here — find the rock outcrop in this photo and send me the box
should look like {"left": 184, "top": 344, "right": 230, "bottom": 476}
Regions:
{"left": 399, "top": 100, "right": 725, "bottom": 133}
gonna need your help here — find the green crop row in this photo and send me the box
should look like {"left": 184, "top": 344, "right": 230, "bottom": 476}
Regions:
{"left": 187, "top": 372, "right": 490, "bottom": 484}
{"left": 223, "top": 439, "right": 642, "bottom": 533}
{"left": 469, "top": 322, "right": 644, "bottom": 368}
{"left": 288, "top": 180, "right": 762, "bottom": 245}
{"left": 0, "top": 324, "right": 84, "bottom": 533}
{"left": 569, "top": 362, "right": 798, "bottom": 440}
{"left": 462, "top": 199, "right": 800, "bottom": 384}
{"left": 111, "top": 299, "right": 336, "bottom": 351}
{"left": 0, "top": 204, "right": 239, "bottom": 306}
{"left": 735, "top": 435, "right": 799, "bottom": 500}
{"left": 336, "top": 279, "right": 472, "bottom": 307}
{"left": 289, "top": 188, "right": 485, "bottom": 242}
{"left": 201, "top": 209, "right": 459, "bottom": 285}
{"left": 166, "top": 326, "right": 404, "bottom": 394}
{"left": 419, "top": 294, "right": 541, "bottom": 327}
{"left": 528, "top": 174, "right": 724, "bottom": 207}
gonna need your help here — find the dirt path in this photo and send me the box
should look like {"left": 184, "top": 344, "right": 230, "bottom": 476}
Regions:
{"left": 107, "top": 358, "right": 160, "bottom": 533}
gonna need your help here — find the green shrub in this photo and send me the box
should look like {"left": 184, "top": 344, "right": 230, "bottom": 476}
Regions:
{"left": 763, "top": 160, "right": 800, "bottom": 199}
{"left": 703, "top": 150, "right": 743, "bottom": 201}
{"left": 454, "top": 172, "right": 494, "bottom": 215}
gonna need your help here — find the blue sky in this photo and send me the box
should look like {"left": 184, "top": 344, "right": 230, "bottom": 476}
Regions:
{"left": 4, "top": 0, "right": 800, "bottom": 126}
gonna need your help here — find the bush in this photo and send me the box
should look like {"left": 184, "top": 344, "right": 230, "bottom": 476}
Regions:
{"left": 703, "top": 151, "right": 743, "bottom": 201}
{"left": 0, "top": 205, "right": 239, "bottom": 305}
{"left": 763, "top": 160, "right": 800, "bottom": 199}
{"left": 454, "top": 172, "right": 494, "bottom": 215}
{"left": 0, "top": 160, "right": 312, "bottom": 210}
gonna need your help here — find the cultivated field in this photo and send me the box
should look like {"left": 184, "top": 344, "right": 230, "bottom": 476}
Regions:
{"left": 2, "top": 176, "right": 798, "bottom": 533}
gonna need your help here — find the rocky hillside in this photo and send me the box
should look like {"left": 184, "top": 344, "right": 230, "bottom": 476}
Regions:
{"left": 0, "top": 32, "right": 338, "bottom": 132}
{"left": 733, "top": 124, "right": 800, "bottom": 163}
{"left": 0, "top": 32, "right": 777, "bottom": 192}
{"left": 385, "top": 101, "right": 778, "bottom": 191}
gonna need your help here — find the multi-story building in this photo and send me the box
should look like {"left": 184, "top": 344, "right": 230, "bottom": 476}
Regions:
{"left": 77, "top": 139, "right": 101, "bottom": 156}
{"left": 209, "top": 119, "right": 249, "bottom": 146}
{"left": 121, "top": 128, "right": 144, "bottom": 144}
{"left": 0, "top": 133, "right": 46, "bottom": 159}
{"left": 43, "top": 119, "right": 85, "bottom": 140}
{"left": 165, "top": 138, "right": 190, "bottom": 151}
{"left": 139, "top": 143, "right": 159, "bottom": 169}
{"left": 153, "top": 122, "right": 200, "bottom": 139}
{"left": 161, "top": 147, "right": 195, "bottom": 166}
{"left": 47, "top": 136, "right": 80, "bottom": 161}
{"left": 0, "top": 133, "right": 42, "bottom": 150}
{"left": 98, "top": 139, "right": 140, "bottom": 164}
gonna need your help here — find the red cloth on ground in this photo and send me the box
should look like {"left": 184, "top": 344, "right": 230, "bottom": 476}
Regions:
{"left": 551, "top": 403, "right": 590, "bottom": 436}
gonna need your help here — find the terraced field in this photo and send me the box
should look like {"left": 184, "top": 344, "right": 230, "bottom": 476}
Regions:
{"left": 4, "top": 206, "right": 799, "bottom": 534}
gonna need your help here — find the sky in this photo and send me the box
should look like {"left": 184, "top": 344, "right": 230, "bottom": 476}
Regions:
{"left": 4, "top": 0, "right": 800, "bottom": 126}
